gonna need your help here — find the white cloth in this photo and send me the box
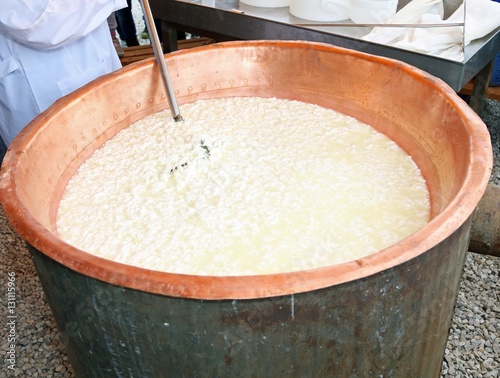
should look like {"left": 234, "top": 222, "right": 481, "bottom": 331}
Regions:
{"left": 362, "top": 0, "right": 500, "bottom": 61}
{"left": 0, "top": 0, "right": 127, "bottom": 147}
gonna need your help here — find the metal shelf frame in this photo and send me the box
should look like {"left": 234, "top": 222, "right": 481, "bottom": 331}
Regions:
{"left": 150, "top": 0, "right": 500, "bottom": 112}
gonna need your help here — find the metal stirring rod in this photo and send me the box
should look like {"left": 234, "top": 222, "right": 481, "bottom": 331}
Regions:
{"left": 139, "top": 0, "right": 183, "bottom": 122}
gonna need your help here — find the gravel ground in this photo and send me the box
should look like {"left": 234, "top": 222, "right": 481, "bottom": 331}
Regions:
{"left": 0, "top": 2, "right": 499, "bottom": 375}
{"left": 438, "top": 99, "right": 500, "bottom": 378}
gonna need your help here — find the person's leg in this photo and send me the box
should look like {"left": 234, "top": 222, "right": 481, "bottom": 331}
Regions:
{"left": 0, "top": 137, "right": 8, "bottom": 168}
{"left": 490, "top": 52, "right": 500, "bottom": 87}
{"left": 115, "top": 0, "right": 139, "bottom": 47}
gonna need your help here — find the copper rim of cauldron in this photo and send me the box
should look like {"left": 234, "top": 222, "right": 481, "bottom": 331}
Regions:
{"left": 0, "top": 40, "right": 492, "bottom": 300}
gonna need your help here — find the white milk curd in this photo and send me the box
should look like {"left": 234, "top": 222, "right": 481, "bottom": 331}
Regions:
{"left": 57, "top": 97, "right": 430, "bottom": 276}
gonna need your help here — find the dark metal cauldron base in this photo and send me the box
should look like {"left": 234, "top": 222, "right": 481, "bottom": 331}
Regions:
{"left": 29, "top": 217, "right": 472, "bottom": 377}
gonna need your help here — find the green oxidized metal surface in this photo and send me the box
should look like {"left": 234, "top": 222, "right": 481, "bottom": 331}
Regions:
{"left": 29, "top": 217, "right": 471, "bottom": 377}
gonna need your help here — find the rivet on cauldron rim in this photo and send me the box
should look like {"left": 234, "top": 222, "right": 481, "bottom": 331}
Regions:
{"left": 201, "top": 83, "right": 207, "bottom": 91}
{"left": 188, "top": 86, "right": 193, "bottom": 93}
{"left": 102, "top": 121, "right": 107, "bottom": 126}
{"left": 124, "top": 108, "right": 130, "bottom": 114}
{"left": 148, "top": 98, "right": 154, "bottom": 103}
{"left": 113, "top": 114, "right": 118, "bottom": 120}
{"left": 92, "top": 128, "right": 97, "bottom": 134}
{"left": 161, "top": 94, "right": 166, "bottom": 99}
{"left": 136, "top": 102, "right": 141, "bottom": 108}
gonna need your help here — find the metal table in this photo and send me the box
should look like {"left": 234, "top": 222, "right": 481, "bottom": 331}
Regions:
{"left": 150, "top": 0, "right": 500, "bottom": 112}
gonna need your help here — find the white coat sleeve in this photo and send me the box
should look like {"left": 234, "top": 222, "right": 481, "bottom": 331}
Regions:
{"left": 0, "top": 0, "right": 128, "bottom": 50}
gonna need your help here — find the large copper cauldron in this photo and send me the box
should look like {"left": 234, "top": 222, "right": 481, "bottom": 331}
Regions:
{"left": 0, "top": 41, "right": 492, "bottom": 376}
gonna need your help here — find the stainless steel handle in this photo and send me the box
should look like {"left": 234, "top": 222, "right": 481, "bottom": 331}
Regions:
{"left": 139, "top": 0, "right": 183, "bottom": 122}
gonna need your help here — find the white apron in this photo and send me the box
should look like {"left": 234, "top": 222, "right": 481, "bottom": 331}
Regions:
{"left": 0, "top": 0, "right": 127, "bottom": 146}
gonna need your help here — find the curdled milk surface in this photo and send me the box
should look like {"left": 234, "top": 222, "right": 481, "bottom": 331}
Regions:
{"left": 57, "top": 97, "right": 430, "bottom": 276}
